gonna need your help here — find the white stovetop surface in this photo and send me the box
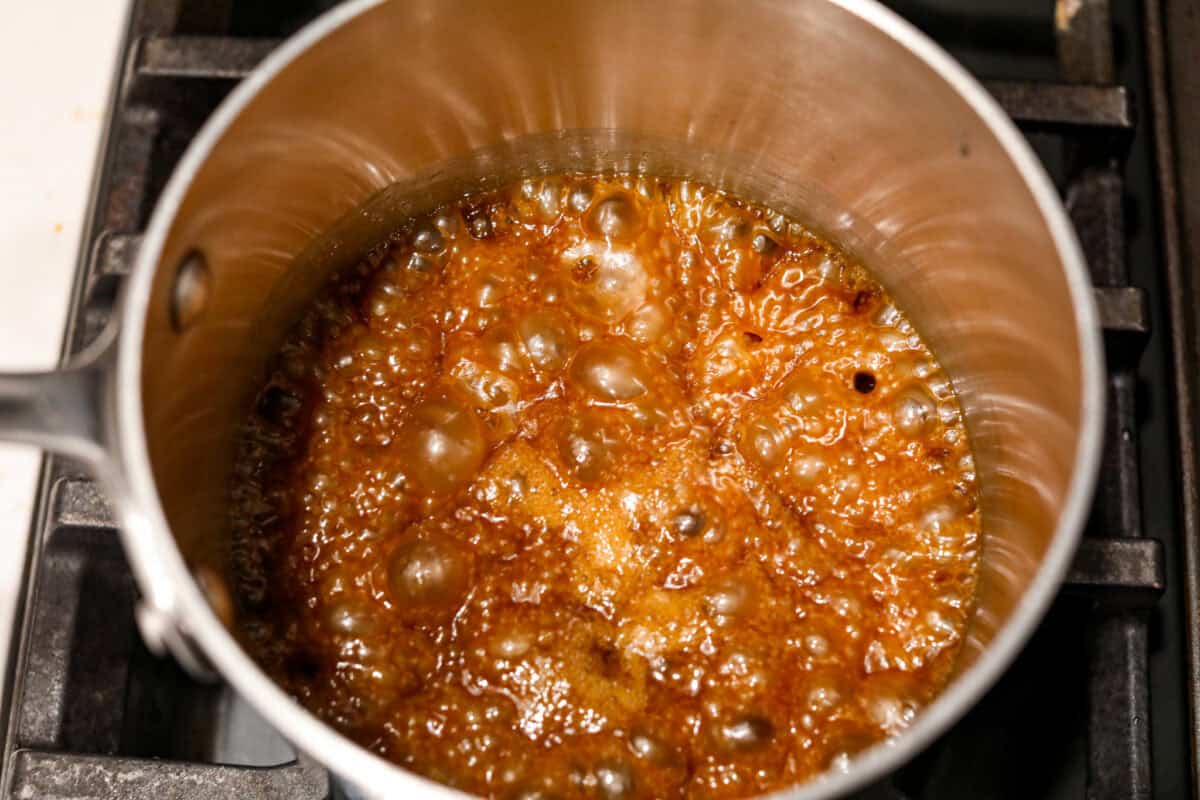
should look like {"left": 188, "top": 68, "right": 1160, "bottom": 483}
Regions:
{"left": 0, "top": 1, "right": 131, "bottom": 670}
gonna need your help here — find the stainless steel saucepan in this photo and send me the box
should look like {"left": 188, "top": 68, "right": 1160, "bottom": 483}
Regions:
{"left": 0, "top": 1, "right": 1103, "bottom": 797}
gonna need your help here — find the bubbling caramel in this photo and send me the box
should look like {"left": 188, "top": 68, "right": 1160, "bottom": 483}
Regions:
{"left": 231, "top": 174, "right": 981, "bottom": 799}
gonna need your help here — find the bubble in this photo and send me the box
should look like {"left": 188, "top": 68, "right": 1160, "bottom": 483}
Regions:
{"left": 569, "top": 251, "right": 648, "bottom": 323}
{"left": 920, "top": 502, "right": 967, "bottom": 551}
{"left": 927, "top": 375, "right": 952, "bottom": 398}
{"left": 709, "top": 214, "right": 750, "bottom": 244}
{"left": 516, "top": 179, "right": 564, "bottom": 224}
{"left": 867, "top": 695, "right": 915, "bottom": 733}
{"left": 739, "top": 416, "right": 789, "bottom": 468}
{"left": 751, "top": 232, "right": 777, "bottom": 254}
{"left": 339, "top": 647, "right": 421, "bottom": 703}
{"left": 872, "top": 303, "right": 902, "bottom": 328}
{"left": 717, "top": 714, "right": 774, "bottom": 752}
{"left": 568, "top": 183, "right": 594, "bottom": 214}
{"left": 834, "top": 471, "right": 863, "bottom": 502}
{"left": 670, "top": 507, "right": 707, "bottom": 538}
{"left": 853, "top": 371, "right": 877, "bottom": 394}
{"left": 412, "top": 225, "right": 445, "bottom": 254}
{"left": 879, "top": 331, "right": 910, "bottom": 353}
{"left": 558, "top": 410, "right": 625, "bottom": 483}
{"left": 594, "top": 761, "right": 635, "bottom": 799}
{"left": 402, "top": 326, "right": 436, "bottom": 361}
{"left": 780, "top": 373, "right": 824, "bottom": 414}
{"left": 433, "top": 211, "right": 459, "bottom": 239}
{"left": 387, "top": 538, "right": 471, "bottom": 619}
{"left": 454, "top": 360, "right": 519, "bottom": 410}
{"left": 396, "top": 394, "right": 488, "bottom": 494}
{"left": 807, "top": 685, "right": 841, "bottom": 713}
{"left": 624, "top": 301, "right": 671, "bottom": 345}
{"left": 467, "top": 210, "right": 493, "bottom": 239}
{"left": 702, "top": 523, "right": 725, "bottom": 545}
{"left": 791, "top": 453, "right": 827, "bottom": 487}
{"left": 472, "top": 274, "right": 507, "bottom": 309}
{"left": 831, "top": 594, "right": 860, "bottom": 617}
{"left": 805, "top": 634, "right": 829, "bottom": 657}
{"left": 705, "top": 576, "right": 754, "bottom": 618}
{"left": 405, "top": 252, "right": 434, "bottom": 273}
{"left": 699, "top": 332, "right": 755, "bottom": 387}
{"left": 926, "top": 609, "right": 956, "bottom": 636}
{"left": 325, "top": 602, "right": 379, "bottom": 638}
{"left": 488, "top": 626, "right": 534, "bottom": 659}
{"left": 628, "top": 732, "right": 672, "bottom": 764}
{"left": 535, "top": 179, "right": 563, "bottom": 221}
{"left": 584, "top": 191, "right": 643, "bottom": 243}
{"left": 518, "top": 308, "right": 576, "bottom": 372}
{"left": 938, "top": 403, "right": 962, "bottom": 426}
{"left": 892, "top": 385, "right": 938, "bottom": 436}
{"left": 569, "top": 341, "right": 649, "bottom": 401}
{"left": 482, "top": 326, "right": 530, "bottom": 376}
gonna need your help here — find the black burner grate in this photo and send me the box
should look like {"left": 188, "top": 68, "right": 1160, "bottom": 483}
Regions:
{"left": 1, "top": 1, "right": 1194, "bottom": 798}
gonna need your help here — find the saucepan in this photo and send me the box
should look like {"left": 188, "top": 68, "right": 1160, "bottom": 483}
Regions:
{"left": 0, "top": 0, "right": 1103, "bottom": 797}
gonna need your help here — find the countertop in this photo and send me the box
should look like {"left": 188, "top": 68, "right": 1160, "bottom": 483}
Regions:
{"left": 0, "top": 1, "right": 130, "bottom": 669}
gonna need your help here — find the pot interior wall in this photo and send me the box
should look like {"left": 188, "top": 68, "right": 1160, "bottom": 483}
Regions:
{"left": 138, "top": 0, "right": 1087, "bottom": 686}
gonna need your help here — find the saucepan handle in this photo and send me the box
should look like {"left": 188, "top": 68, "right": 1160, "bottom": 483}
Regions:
{"left": 0, "top": 326, "right": 115, "bottom": 466}
{"left": 0, "top": 325, "right": 220, "bottom": 679}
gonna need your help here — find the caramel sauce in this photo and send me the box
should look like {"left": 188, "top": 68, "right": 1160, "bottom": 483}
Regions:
{"left": 231, "top": 175, "right": 981, "bottom": 799}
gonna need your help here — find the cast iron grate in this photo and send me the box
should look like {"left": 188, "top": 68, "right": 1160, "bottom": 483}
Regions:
{"left": 1, "top": 1, "right": 1193, "bottom": 798}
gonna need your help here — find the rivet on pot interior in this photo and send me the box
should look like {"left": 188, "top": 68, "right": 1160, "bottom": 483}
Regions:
{"left": 170, "top": 250, "right": 211, "bottom": 332}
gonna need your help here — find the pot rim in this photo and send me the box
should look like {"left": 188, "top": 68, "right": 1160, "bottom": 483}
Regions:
{"left": 114, "top": 1, "right": 1105, "bottom": 797}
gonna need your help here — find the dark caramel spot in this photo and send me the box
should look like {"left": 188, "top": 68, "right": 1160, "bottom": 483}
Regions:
{"left": 256, "top": 383, "right": 302, "bottom": 425}
{"left": 285, "top": 651, "right": 320, "bottom": 682}
{"left": 851, "top": 288, "right": 879, "bottom": 313}
{"left": 592, "top": 640, "right": 622, "bottom": 678}
{"left": 853, "top": 371, "right": 877, "bottom": 394}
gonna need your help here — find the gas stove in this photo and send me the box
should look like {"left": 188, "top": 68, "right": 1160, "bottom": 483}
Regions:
{"left": 2, "top": 1, "right": 1197, "bottom": 798}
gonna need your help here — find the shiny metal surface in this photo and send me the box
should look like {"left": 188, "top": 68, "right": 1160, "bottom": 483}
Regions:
{"left": 0, "top": 330, "right": 114, "bottom": 467}
{"left": 0, "top": 0, "right": 1103, "bottom": 798}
